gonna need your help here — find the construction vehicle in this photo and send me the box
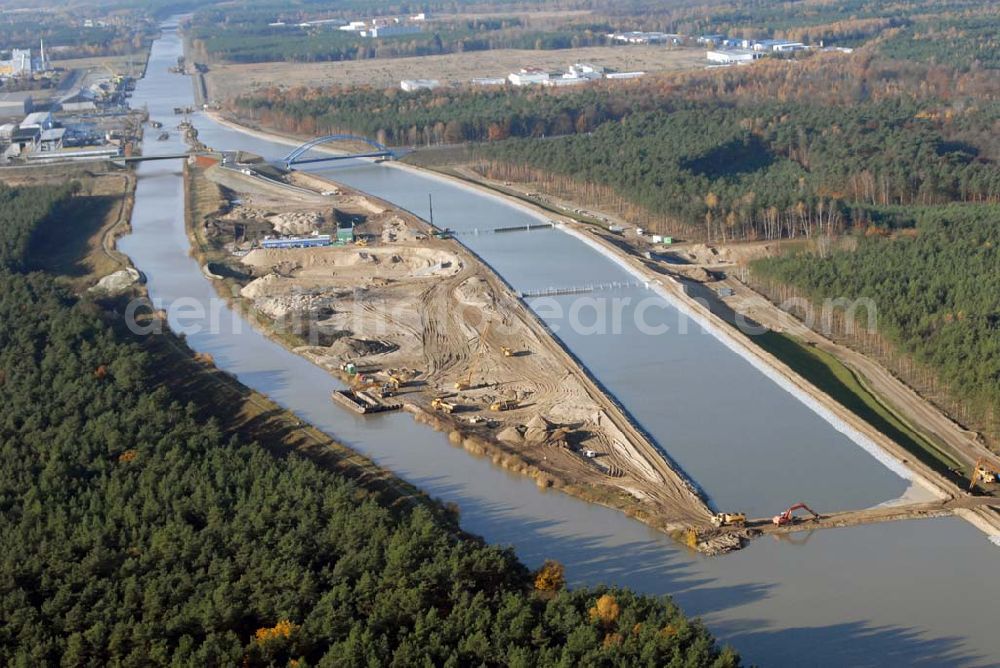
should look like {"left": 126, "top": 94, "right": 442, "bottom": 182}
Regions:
{"left": 374, "top": 372, "right": 402, "bottom": 391}
{"left": 431, "top": 397, "right": 456, "bottom": 414}
{"left": 455, "top": 321, "right": 492, "bottom": 391}
{"left": 772, "top": 503, "right": 820, "bottom": 527}
{"left": 352, "top": 377, "right": 395, "bottom": 399}
{"left": 969, "top": 457, "right": 1000, "bottom": 490}
{"left": 711, "top": 512, "right": 747, "bottom": 528}
{"left": 490, "top": 398, "right": 517, "bottom": 412}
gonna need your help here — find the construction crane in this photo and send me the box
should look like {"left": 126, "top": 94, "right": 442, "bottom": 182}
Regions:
{"left": 501, "top": 346, "right": 513, "bottom": 357}
{"left": 969, "top": 457, "right": 1000, "bottom": 490}
{"left": 772, "top": 503, "right": 820, "bottom": 527}
{"left": 455, "top": 321, "right": 492, "bottom": 391}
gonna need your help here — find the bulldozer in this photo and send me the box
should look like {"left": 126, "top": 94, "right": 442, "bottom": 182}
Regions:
{"left": 431, "top": 397, "right": 456, "bottom": 414}
{"left": 772, "top": 503, "right": 820, "bottom": 527}
{"left": 711, "top": 512, "right": 747, "bottom": 528}
{"left": 969, "top": 457, "right": 1000, "bottom": 490}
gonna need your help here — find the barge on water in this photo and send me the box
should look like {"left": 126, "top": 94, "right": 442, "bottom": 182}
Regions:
{"left": 331, "top": 389, "right": 402, "bottom": 415}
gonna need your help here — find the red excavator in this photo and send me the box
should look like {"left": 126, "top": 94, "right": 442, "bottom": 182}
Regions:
{"left": 772, "top": 503, "right": 820, "bottom": 527}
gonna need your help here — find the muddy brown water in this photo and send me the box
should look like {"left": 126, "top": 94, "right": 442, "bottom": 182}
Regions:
{"left": 117, "top": 22, "right": 1000, "bottom": 667}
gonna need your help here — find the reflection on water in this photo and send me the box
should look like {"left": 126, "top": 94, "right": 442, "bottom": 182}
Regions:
{"left": 115, "top": 22, "right": 1000, "bottom": 667}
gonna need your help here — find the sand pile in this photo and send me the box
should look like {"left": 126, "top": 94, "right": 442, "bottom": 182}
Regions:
{"left": 269, "top": 210, "right": 323, "bottom": 235}
{"left": 223, "top": 205, "right": 269, "bottom": 222}
{"left": 240, "top": 273, "right": 283, "bottom": 299}
{"left": 329, "top": 337, "right": 398, "bottom": 358}
{"left": 681, "top": 243, "right": 775, "bottom": 266}
{"left": 497, "top": 426, "right": 524, "bottom": 444}
{"left": 524, "top": 415, "right": 553, "bottom": 444}
{"left": 497, "top": 416, "right": 570, "bottom": 447}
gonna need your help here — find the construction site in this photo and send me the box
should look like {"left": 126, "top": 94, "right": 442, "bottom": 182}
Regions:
{"left": 176, "top": 133, "right": 1000, "bottom": 555}
{"left": 186, "top": 159, "right": 758, "bottom": 550}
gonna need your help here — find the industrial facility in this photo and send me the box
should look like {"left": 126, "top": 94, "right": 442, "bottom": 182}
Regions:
{"left": 503, "top": 64, "right": 643, "bottom": 87}
{"left": 336, "top": 14, "right": 424, "bottom": 38}
{"left": 261, "top": 233, "right": 333, "bottom": 249}
{"left": 0, "top": 41, "right": 50, "bottom": 78}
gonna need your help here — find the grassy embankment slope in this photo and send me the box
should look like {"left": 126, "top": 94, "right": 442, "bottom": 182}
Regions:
{"left": 754, "top": 331, "right": 963, "bottom": 473}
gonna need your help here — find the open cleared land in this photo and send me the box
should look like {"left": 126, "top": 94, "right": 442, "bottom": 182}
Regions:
{"left": 51, "top": 53, "right": 148, "bottom": 80}
{"left": 204, "top": 46, "right": 705, "bottom": 100}
{"left": 188, "top": 162, "right": 727, "bottom": 547}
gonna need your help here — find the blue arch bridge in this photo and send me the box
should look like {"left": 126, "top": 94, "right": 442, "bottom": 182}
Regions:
{"left": 281, "top": 134, "right": 396, "bottom": 168}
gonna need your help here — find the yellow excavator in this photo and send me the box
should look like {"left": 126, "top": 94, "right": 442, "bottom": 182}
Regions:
{"left": 378, "top": 371, "right": 404, "bottom": 391}
{"left": 455, "top": 321, "right": 492, "bottom": 391}
{"left": 969, "top": 457, "right": 1000, "bottom": 490}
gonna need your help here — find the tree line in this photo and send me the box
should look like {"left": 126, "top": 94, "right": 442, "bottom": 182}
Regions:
{"left": 0, "top": 183, "right": 76, "bottom": 272}
{"left": 0, "top": 183, "right": 739, "bottom": 666}
{"left": 752, "top": 203, "right": 1000, "bottom": 441}
{"left": 231, "top": 85, "right": 637, "bottom": 145}
{"left": 233, "top": 68, "right": 999, "bottom": 239}
{"left": 189, "top": 5, "right": 608, "bottom": 64}
{"left": 0, "top": 15, "right": 151, "bottom": 59}
{"left": 480, "top": 100, "right": 999, "bottom": 239}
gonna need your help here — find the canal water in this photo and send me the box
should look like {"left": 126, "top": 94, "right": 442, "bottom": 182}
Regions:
{"left": 118, "top": 21, "right": 1000, "bottom": 666}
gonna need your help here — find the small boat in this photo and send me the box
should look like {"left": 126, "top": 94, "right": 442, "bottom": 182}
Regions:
{"left": 157, "top": 132, "right": 170, "bottom": 141}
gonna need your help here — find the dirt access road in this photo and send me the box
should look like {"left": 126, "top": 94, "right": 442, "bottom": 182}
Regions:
{"left": 192, "top": 163, "right": 717, "bottom": 542}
